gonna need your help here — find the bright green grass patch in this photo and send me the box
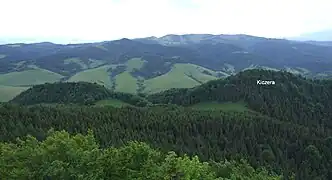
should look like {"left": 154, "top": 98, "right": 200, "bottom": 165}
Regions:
{"left": 144, "top": 63, "right": 217, "bottom": 94}
{"left": 13, "top": 61, "right": 27, "bottom": 67}
{"left": 284, "top": 67, "right": 310, "bottom": 75}
{"left": 95, "top": 45, "right": 108, "bottom": 51}
{"left": 242, "top": 64, "right": 258, "bottom": 71}
{"left": 95, "top": 99, "right": 131, "bottom": 108}
{"left": 0, "top": 54, "right": 6, "bottom": 59}
{"left": 88, "top": 59, "right": 105, "bottom": 68}
{"left": 223, "top": 63, "right": 235, "bottom": 74}
{"left": 295, "top": 67, "right": 311, "bottom": 75}
{"left": 64, "top": 58, "right": 88, "bottom": 69}
{"left": 261, "top": 66, "right": 279, "bottom": 71}
{"left": 216, "top": 71, "right": 230, "bottom": 77}
{"left": 67, "top": 65, "right": 114, "bottom": 88}
{"left": 111, "top": 58, "right": 145, "bottom": 94}
{"left": 126, "top": 58, "right": 146, "bottom": 72}
{"left": 177, "top": 63, "right": 218, "bottom": 82}
{"left": 0, "top": 68, "right": 63, "bottom": 86}
{"left": 115, "top": 72, "right": 138, "bottom": 94}
{"left": 0, "top": 85, "right": 29, "bottom": 102}
{"left": 190, "top": 101, "right": 250, "bottom": 112}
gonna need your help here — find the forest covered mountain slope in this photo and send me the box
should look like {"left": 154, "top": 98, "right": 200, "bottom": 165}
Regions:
{"left": 10, "top": 82, "right": 150, "bottom": 107}
{"left": 11, "top": 69, "right": 332, "bottom": 129}
{"left": 148, "top": 69, "right": 332, "bottom": 127}
{"left": 2, "top": 69, "right": 332, "bottom": 179}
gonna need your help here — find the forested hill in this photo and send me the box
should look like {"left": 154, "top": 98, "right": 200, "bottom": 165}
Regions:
{"left": 10, "top": 82, "right": 150, "bottom": 106}
{"left": 3, "top": 69, "right": 332, "bottom": 179}
{"left": 11, "top": 70, "right": 332, "bottom": 129}
{"left": 148, "top": 69, "right": 332, "bottom": 127}
{"left": 0, "top": 100, "right": 330, "bottom": 179}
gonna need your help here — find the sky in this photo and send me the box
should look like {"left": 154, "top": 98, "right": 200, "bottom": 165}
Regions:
{"left": 0, "top": 0, "right": 331, "bottom": 44}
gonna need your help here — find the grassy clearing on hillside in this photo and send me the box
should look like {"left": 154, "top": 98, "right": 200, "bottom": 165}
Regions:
{"left": 0, "top": 85, "right": 29, "bottom": 102}
{"left": 126, "top": 58, "right": 146, "bottom": 71}
{"left": 215, "top": 70, "right": 230, "bottom": 77}
{"left": 144, "top": 63, "right": 217, "bottom": 94}
{"left": 95, "top": 99, "right": 131, "bottom": 108}
{"left": 260, "top": 66, "right": 279, "bottom": 72}
{"left": 284, "top": 67, "right": 311, "bottom": 75}
{"left": 64, "top": 58, "right": 88, "bottom": 69}
{"left": 66, "top": 59, "right": 145, "bottom": 93}
{"left": 223, "top": 63, "right": 235, "bottom": 74}
{"left": 13, "top": 61, "right": 27, "bottom": 67}
{"left": 88, "top": 59, "right": 105, "bottom": 68}
{"left": 296, "top": 67, "right": 310, "bottom": 74}
{"left": 178, "top": 63, "right": 218, "bottom": 83}
{"left": 94, "top": 45, "right": 108, "bottom": 51}
{"left": 112, "top": 58, "right": 146, "bottom": 93}
{"left": 67, "top": 65, "right": 114, "bottom": 88}
{"left": 242, "top": 64, "right": 258, "bottom": 71}
{"left": 190, "top": 101, "right": 250, "bottom": 112}
{"left": 115, "top": 72, "right": 138, "bottom": 94}
{"left": 283, "top": 67, "right": 311, "bottom": 76}
{"left": 0, "top": 68, "right": 63, "bottom": 86}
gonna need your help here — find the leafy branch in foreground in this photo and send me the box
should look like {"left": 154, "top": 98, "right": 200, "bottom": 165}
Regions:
{"left": 0, "top": 130, "right": 281, "bottom": 180}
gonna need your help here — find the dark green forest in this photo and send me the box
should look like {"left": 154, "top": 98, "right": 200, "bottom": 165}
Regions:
{"left": 10, "top": 82, "right": 150, "bottom": 107}
{"left": 1, "top": 69, "right": 332, "bottom": 179}
{"left": 148, "top": 69, "right": 332, "bottom": 128}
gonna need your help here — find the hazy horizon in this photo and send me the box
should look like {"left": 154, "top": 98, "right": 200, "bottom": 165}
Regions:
{"left": 1, "top": 0, "right": 331, "bottom": 44}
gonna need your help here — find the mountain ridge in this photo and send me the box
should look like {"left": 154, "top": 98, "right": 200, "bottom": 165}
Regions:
{"left": 1, "top": 33, "right": 332, "bottom": 102}
{"left": 289, "top": 29, "right": 332, "bottom": 41}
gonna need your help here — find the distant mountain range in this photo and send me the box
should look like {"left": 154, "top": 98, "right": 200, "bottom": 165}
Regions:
{"left": 0, "top": 37, "right": 99, "bottom": 45}
{"left": 289, "top": 29, "right": 332, "bottom": 41}
{"left": 1, "top": 33, "right": 332, "bottom": 102}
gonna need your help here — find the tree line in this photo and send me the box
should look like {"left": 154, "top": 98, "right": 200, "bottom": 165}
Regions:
{"left": 10, "top": 82, "right": 150, "bottom": 107}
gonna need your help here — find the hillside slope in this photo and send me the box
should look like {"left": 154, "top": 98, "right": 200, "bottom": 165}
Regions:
{"left": 0, "top": 85, "right": 28, "bottom": 102}
{"left": 148, "top": 69, "right": 332, "bottom": 128}
{"left": 1, "top": 34, "right": 332, "bottom": 102}
{"left": 10, "top": 82, "right": 150, "bottom": 107}
{"left": 3, "top": 69, "right": 332, "bottom": 179}
{"left": 0, "top": 99, "right": 329, "bottom": 179}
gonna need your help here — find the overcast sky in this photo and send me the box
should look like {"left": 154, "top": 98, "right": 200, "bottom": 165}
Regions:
{"left": 0, "top": 0, "right": 331, "bottom": 43}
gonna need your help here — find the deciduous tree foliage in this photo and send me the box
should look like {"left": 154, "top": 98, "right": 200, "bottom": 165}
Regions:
{"left": 0, "top": 130, "right": 280, "bottom": 180}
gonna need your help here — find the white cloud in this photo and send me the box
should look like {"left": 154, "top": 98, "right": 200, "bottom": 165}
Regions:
{"left": 0, "top": 0, "right": 331, "bottom": 43}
